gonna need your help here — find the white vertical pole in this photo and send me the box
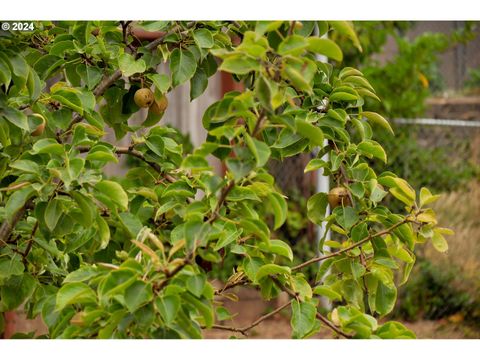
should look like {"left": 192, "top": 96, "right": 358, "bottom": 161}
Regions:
{"left": 314, "top": 23, "right": 331, "bottom": 310}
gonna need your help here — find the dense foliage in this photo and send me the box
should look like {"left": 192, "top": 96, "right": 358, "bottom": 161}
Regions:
{"left": 0, "top": 21, "right": 452, "bottom": 339}
{"left": 341, "top": 21, "right": 479, "bottom": 194}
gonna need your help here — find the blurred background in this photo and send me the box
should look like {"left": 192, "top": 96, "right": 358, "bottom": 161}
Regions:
{"left": 4, "top": 21, "right": 480, "bottom": 339}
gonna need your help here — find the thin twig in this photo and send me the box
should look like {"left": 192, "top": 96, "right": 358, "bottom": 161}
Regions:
{"left": 208, "top": 180, "right": 235, "bottom": 223}
{"left": 214, "top": 278, "right": 249, "bottom": 296}
{"left": 203, "top": 300, "right": 292, "bottom": 336}
{"left": 0, "top": 199, "right": 34, "bottom": 246}
{"left": 22, "top": 220, "right": 39, "bottom": 263}
{"left": 292, "top": 219, "right": 410, "bottom": 271}
{"left": 208, "top": 324, "right": 248, "bottom": 336}
{"left": 242, "top": 300, "right": 292, "bottom": 332}
{"left": 271, "top": 276, "right": 299, "bottom": 301}
{"left": 288, "top": 21, "right": 296, "bottom": 36}
{"left": 252, "top": 110, "right": 266, "bottom": 137}
{"left": 154, "top": 258, "right": 190, "bottom": 293}
{"left": 316, "top": 313, "right": 352, "bottom": 339}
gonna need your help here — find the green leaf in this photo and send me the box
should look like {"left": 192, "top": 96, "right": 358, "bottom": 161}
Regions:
{"left": 390, "top": 178, "right": 416, "bottom": 206}
{"left": 255, "top": 21, "right": 284, "bottom": 36}
{"left": 94, "top": 180, "right": 129, "bottom": 211}
{"left": 225, "top": 158, "right": 254, "bottom": 181}
{"left": 186, "top": 274, "right": 207, "bottom": 297}
{"left": 45, "top": 198, "right": 63, "bottom": 231}
{"left": 170, "top": 48, "right": 197, "bottom": 87}
{"left": 278, "top": 35, "right": 309, "bottom": 56}
{"left": 307, "top": 192, "right": 328, "bottom": 225}
{"left": 281, "top": 58, "right": 316, "bottom": 93}
{"left": 358, "top": 140, "right": 387, "bottom": 163}
{"left": 419, "top": 187, "right": 441, "bottom": 207}
{"left": 182, "top": 155, "right": 211, "bottom": 171}
{"left": 27, "top": 68, "right": 43, "bottom": 101}
{"left": 51, "top": 89, "right": 84, "bottom": 115}
{"left": 96, "top": 215, "right": 110, "bottom": 249}
{"left": 255, "top": 264, "right": 291, "bottom": 282}
{"left": 1, "top": 107, "right": 29, "bottom": 131}
{"left": 237, "top": 31, "right": 270, "bottom": 58}
{"left": 0, "top": 255, "right": 25, "bottom": 280}
{"left": 124, "top": 280, "right": 153, "bottom": 313}
{"left": 295, "top": 118, "right": 324, "bottom": 146}
{"left": 266, "top": 239, "right": 293, "bottom": 261}
{"left": 147, "top": 73, "right": 171, "bottom": 93}
{"left": 56, "top": 282, "right": 97, "bottom": 312}
{"left": 255, "top": 75, "right": 274, "bottom": 111}
{"left": 329, "top": 21, "right": 362, "bottom": 51}
{"left": 336, "top": 207, "right": 358, "bottom": 230}
{"left": 156, "top": 295, "right": 181, "bottom": 325}
{"left": 245, "top": 133, "right": 271, "bottom": 167}
{"left": 183, "top": 292, "right": 214, "bottom": 328}
{"left": 304, "top": 159, "right": 327, "bottom": 173}
{"left": 329, "top": 92, "right": 358, "bottom": 102}
{"left": 63, "top": 266, "right": 99, "bottom": 283}
{"left": 213, "top": 226, "right": 242, "bottom": 251}
{"left": 31, "top": 138, "right": 64, "bottom": 155}
{"left": 50, "top": 40, "right": 74, "bottom": 57}
{"left": 190, "top": 68, "right": 208, "bottom": 100}
{"left": 313, "top": 285, "right": 342, "bottom": 301}
{"left": 375, "top": 321, "right": 416, "bottom": 339}
{"left": 432, "top": 230, "right": 448, "bottom": 252}
{"left": 307, "top": 37, "right": 343, "bottom": 62}
{"left": 267, "top": 192, "right": 287, "bottom": 230}
{"left": 118, "top": 212, "right": 143, "bottom": 238}
{"left": 10, "top": 159, "right": 40, "bottom": 174}
{"left": 86, "top": 147, "right": 118, "bottom": 164}
{"left": 193, "top": 28, "right": 214, "bottom": 49}
{"left": 0, "top": 57, "right": 11, "bottom": 86}
{"left": 0, "top": 274, "right": 36, "bottom": 311}
{"left": 375, "top": 281, "right": 397, "bottom": 316}
{"left": 76, "top": 64, "right": 102, "bottom": 90}
{"left": 98, "top": 270, "right": 137, "bottom": 299}
{"left": 219, "top": 54, "right": 260, "bottom": 75}
{"left": 7, "top": 52, "right": 29, "bottom": 88}
{"left": 5, "top": 186, "right": 35, "bottom": 222}
{"left": 291, "top": 275, "right": 313, "bottom": 301}
{"left": 70, "top": 191, "right": 95, "bottom": 228}
{"left": 239, "top": 218, "right": 270, "bottom": 244}
{"left": 361, "top": 111, "right": 393, "bottom": 135}
{"left": 118, "top": 53, "right": 146, "bottom": 77}
{"left": 291, "top": 300, "right": 317, "bottom": 339}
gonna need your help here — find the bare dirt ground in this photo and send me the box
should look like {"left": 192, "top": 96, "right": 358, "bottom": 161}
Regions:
{"left": 203, "top": 287, "right": 480, "bottom": 339}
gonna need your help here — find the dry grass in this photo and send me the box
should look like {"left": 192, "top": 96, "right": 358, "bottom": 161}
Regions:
{"left": 427, "top": 180, "right": 480, "bottom": 294}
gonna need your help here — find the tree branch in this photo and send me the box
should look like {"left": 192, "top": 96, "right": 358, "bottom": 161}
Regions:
{"left": 204, "top": 300, "right": 292, "bottom": 336}
{"left": 208, "top": 180, "right": 235, "bottom": 223}
{"left": 242, "top": 300, "right": 292, "bottom": 333}
{"left": 154, "top": 258, "right": 190, "bottom": 293}
{"left": 252, "top": 110, "right": 266, "bottom": 138}
{"left": 316, "top": 313, "right": 352, "bottom": 339}
{"left": 214, "top": 278, "right": 249, "bottom": 296}
{"left": 0, "top": 199, "right": 33, "bottom": 247}
{"left": 292, "top": 219, "right": 410, "bottom": 272}
{"left": 271, "top": 276, "right": 299, "bottom": 301}
{"left": 21, "top": 220, "right": 39, "bottom": 263}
